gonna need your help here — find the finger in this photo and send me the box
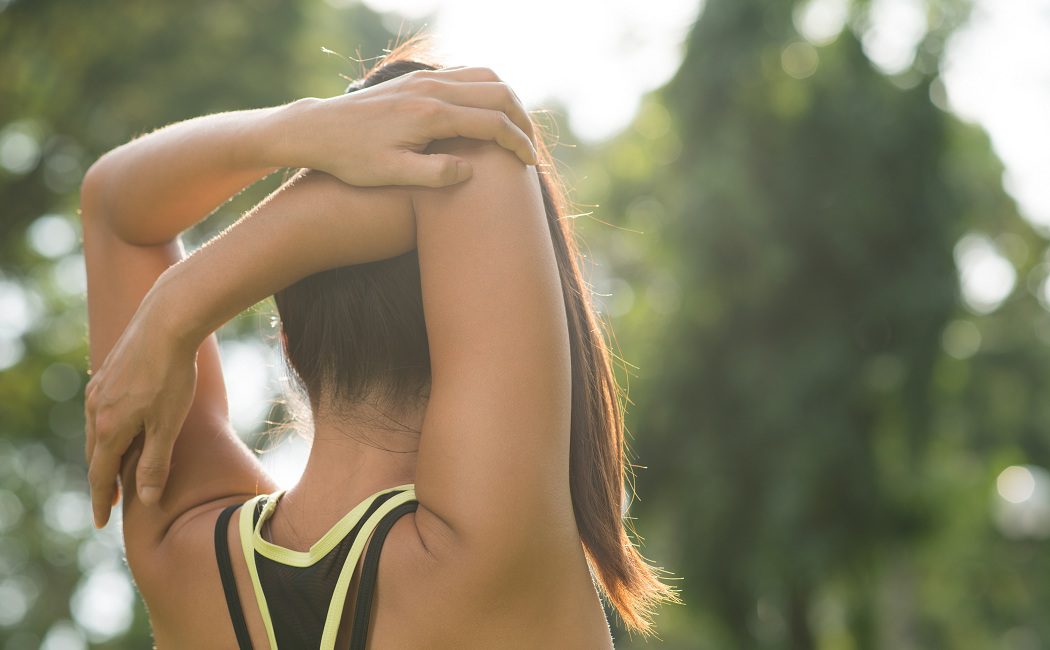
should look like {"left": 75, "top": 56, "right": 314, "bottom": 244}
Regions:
{"left": 429, "top": 65, "right": 503, "bottom": 84}
{"left": 88, "top": 407, "right": 139, "bottom": 528}
{"left": 425, "top": 67, "right": 536, "bottom": 146}
{"left": 84, "top": 396, "right": 95, "bottom": 466}
{"left": 84, "top": 392, "right": 99, "bottom": 516}
{"left": 136, "top": 421, "right": 175, "bottom": 506}
{"left": 422, "top": 80, "right": 535, "bottom": 149}
{"left": 84, "top": 379, "right": 99, "bottom": 464}
{"left": 431, "top": 105, "right": 537, "bottom": 166}
{"left": 397, "top": 151, "right": 472, "bottom": 188}
{"left": 89, "top": 443, "right": 123, "bottom": 528}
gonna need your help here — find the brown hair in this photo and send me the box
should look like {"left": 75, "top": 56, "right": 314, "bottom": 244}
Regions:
{"left": 273, "top": 32, "right": 681, "bottom": 637}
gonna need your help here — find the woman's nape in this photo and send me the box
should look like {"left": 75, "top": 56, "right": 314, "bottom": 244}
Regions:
{"left": 267, "top": 329, "right": 428, "bottom": 551}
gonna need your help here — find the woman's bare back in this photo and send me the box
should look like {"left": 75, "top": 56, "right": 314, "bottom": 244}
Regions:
{"left": 147, "top": 484, "right": 614, "bottom": 649}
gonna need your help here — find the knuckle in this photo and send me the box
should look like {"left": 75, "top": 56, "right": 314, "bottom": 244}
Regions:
{"left": 439, "top": 160, "right": 459, "bottom": 185}
{"left": 408, "top": 68, "right": 434, "bottom": 81}
{"left": 414, "top": 97, "right": 441, "bottom": 119}
{"left": 94, "top": 429, "right": 123, "bottom": 455}
{"left": 497, "top": 81, "right": 514, "bottom": 101}
{"left": 475, "top": 66, "right": 500, "bottom": 81}
{"left": 93, "top": 408, "right": 117, "bottom": 438}
{"left": 413, "top": 76, "right": 441, "bottom": 94}
{"left": 95, "top": 433, "right": 116, "bottom": 454}
{"left": 496, "top": 111, "right": 514, "bottom": 131}
{"left": 138, "top": 458, "right": 168, "bottom": 480}
{"left": 84, "top": 385, "right": 99, "bottom": 410}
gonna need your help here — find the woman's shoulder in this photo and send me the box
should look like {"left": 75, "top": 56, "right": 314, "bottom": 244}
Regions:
{"left": 133, "top": 492, "right": 266, "bottom": 648}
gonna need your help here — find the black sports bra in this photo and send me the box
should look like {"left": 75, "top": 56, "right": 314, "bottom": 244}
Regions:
{"left": 213, "top": 484, "right": 419, "bottom": 649}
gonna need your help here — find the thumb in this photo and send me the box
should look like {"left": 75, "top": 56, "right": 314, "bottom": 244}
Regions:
{"left": 136, "top": 423, "right": 174, "bottom": 506}
{"left": 402, "top": 153, "right": 472, "bottom": 188}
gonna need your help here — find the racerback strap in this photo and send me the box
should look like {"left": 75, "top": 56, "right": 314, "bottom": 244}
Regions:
{"left": 348, "top": 500, "right": 420, "bottom": 650}
{"left": 215, "top": 502, "right": 254, "bottom": 650}
{"left": 214, "top": 494, "right": 420, "bottom": 649}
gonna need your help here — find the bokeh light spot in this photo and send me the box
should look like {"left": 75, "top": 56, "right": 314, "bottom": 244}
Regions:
{"left": 40, "top": 620, "right": 86, "bottom": 650}
{"left": 994, "top": 465, "right": 1050, "bottom": 540}
{"left": 0, "top": 280, "right": 36, "bottom": 338}
{"left": 27, "top": 214, "right": 78, "bottom": 259}
{"left": 861, "top": 0, "right": 927, "bottom": 75}
{"left": 0, "top": 490, "right": 25, "bottom": 533}
{"left": 998, "top": 465, "right": 1035, "bottom": 504}
{"left": 44, "top": 491, "right": 93, "bottom": 535}
{"left": 41, "top": 363, "right": 83, "bottom": 402}
{"left": 0, "top": 121, "right": 42, "bottom": 174}
{"left": 219, "top": 338, "right": 277, "bottom": 433}
{"left": 53, "top": 254, "right": 87, "bottom": 296}
{"left": 794, "top": 0, "right": 850, "bottom": 46}
{"left": 0, "top": 337, "right": 24, "bottom": 371}
{"left": 781, "top": 41, "right": 820, "bottom": 79}
{"left": 954, "top": 233, "right": 1016, "bottom": 313}
{"left": 941, "top": 320, "right": 981, "bottom": 360}
{"left": 0, "top": 578, "right": 31, "bottom": 628}
{"left": 70, "top": 567, "right": 134, "bottom": 642}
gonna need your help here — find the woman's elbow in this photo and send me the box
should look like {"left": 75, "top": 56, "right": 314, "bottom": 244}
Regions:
{"left": 79, "top": 157, "right": 113, "bottom": 225}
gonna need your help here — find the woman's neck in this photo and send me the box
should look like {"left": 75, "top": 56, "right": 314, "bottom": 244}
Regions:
{"left": 263, "top": 400, "right": 423, "bottom": 550}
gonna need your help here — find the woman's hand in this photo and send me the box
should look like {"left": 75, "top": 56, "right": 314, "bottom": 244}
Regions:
{"left": 266, "top": 66, "right": 539, "bottom": 188}
{"left": 84, "top": 282, "right": 198, "bottom": 528}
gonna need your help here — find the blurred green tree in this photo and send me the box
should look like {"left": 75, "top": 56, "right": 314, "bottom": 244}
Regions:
{"left": 564, "top": 0, "right": 1050, "bottom": 647}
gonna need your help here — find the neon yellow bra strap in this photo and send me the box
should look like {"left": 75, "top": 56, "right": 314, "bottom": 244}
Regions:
{"left": 252, "top": 484, "right": 415, "bottom": 566}
{"left": 238, "top": 492, "right": 281, "bottom": 650}
{"left": 319, "top": 486, "right": 418, "bottom": 650}
{"left": 237, "top": 485, "right": 419, "bottom": 650}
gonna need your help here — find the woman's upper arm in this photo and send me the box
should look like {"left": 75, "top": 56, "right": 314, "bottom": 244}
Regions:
{"left": 80, "top": 175, "right": 275, "bottom": 568}
{"left": 410, "top": 140, "right": 572, "bottom": 563}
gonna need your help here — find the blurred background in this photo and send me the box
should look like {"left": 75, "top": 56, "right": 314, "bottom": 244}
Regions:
{"left": 1, "top": 0, "right": 1048, "bottom": 647}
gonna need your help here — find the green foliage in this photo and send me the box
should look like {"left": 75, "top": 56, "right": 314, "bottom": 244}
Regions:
{"left": 564, "top": 0, "right": 1050, "bottom": 647}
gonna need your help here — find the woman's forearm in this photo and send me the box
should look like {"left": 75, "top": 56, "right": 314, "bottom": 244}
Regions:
{"left": 80, "top": 99, "right": 316, "bottom": 246}
{"left": 143, "top": 169, "right": 416, "bottom": 349}
{"left": 80, "top": 68, "right": 540, "bottom": 248}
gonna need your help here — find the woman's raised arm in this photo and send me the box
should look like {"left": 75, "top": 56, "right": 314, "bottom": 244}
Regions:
{"left": 84, "top": 169, "right": 419, "bottom": 557}
{"left": 83, "top": 67, "right": 539, "bottom": 530}
{"left": 84, "top": 66, "right": 536, "bottom": 246}
{"left": 408, "top": 137, "right": 572, "bottom": 587}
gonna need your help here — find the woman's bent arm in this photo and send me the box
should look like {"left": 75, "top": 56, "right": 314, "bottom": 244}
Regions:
{"left": 81, "top": 104, "right": 289, "bottom": 246}
{"left": 152, "top": 170, "right": 416, "bottom": 351}
{"left": 82, "top": 168, "right": 417, "bottom": 604}
{"left": 84, "top": 68, "right": 538, "bottom": 247}
{"left": 409, "top": 139, "right": 572, "bottom": 583}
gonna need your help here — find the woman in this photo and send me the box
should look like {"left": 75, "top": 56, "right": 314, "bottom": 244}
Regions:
{"left": 80, "top": 36, "right": 679, "bottom": 648}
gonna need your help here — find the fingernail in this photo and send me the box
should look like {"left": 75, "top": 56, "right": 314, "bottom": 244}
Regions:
{"left": 456, "top": 160, "right": 472, "bottom": 181}
{"left": 140, "top": 486, "right": 161, "bottom": 505}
